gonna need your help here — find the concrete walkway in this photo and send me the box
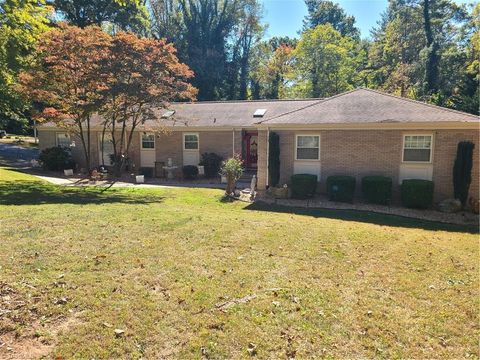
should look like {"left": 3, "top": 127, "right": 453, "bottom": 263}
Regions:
{"left": 28, "top": 172, "right": 231, "bottom": 190}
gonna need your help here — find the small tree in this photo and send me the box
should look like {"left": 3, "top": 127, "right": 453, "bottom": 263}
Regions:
{"left": 18, "top": 23, "right": 111, "bottom": 172}
{"left": 220, "top": 155, "right": 244, "bottom": 195}
{"left": 100, "top": 32, "right": 197, "bottom": 176}
{"left": 268, "top": 132, "right": 280, "bottom": 187}
{"left": 453, "top": 141, "right": 475, "bottom": 207}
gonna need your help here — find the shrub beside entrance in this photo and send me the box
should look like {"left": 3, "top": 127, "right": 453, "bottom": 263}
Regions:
{"left": 290, "top": 174, "right": 317, "bottom": 199}
{"left": 401, "top": 179, "right": 434, "bottom": 209}
{"left": 361, "top": 176, "right": 392, "bottom": 205}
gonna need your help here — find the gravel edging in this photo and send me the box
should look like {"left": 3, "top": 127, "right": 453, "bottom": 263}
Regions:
{"left": 256, "top": 196, "right": 479, "bottom": 227}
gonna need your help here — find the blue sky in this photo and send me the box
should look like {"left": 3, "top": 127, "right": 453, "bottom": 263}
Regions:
{"left": 262, "top": 0, "right": 473, "bottom": 39}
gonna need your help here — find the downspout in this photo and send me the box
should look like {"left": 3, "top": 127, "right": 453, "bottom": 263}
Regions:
{"left": 232, "top": 129, "right": 235, "bottom": 156}
{"left": 266, "top": 127, "right": 270, "bottom": 188}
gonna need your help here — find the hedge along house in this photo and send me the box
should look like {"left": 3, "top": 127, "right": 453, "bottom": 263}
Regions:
{"left": 37, "top": 88, "right": 480, "bottom": 202}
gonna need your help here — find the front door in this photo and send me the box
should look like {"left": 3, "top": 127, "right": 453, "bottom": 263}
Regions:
{"left": 244, "top": 132, "right": 258, "bottom": 168}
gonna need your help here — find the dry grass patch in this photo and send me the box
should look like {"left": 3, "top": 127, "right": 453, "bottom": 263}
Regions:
{"left": 0, "top": 167, "right": 478, "bottom": 358}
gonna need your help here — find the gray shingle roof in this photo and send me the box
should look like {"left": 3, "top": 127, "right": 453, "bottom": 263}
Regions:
{"left": 257, "top": 88, "right": 480, "bottom": 125}
{"left": 162, "top": 98, "right": 320, "bottom": 127}
{"left": 39, "top": 88, "right": 479, "bottom": 129}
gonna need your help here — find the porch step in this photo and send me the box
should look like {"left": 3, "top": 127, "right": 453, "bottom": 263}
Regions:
{"left": 239, "top": 169, "right": 257, "bottom": 183}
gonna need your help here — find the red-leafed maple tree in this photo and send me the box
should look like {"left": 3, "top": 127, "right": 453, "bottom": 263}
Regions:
{"left": 18, "top": 23, "right": 111, "bottom": 172}
{"left": 99, "top": 32, "right": 197, "bottom": 175}
{"left": 19, "top": 23, "right": 197, "bottom": 175}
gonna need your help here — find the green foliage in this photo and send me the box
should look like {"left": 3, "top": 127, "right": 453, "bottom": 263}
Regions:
{"left": 182, "top": 165, "right": 199, "bottom": 180}
{"left": 453, "top": 141, "right": 474, "bottom": 207}
{"left": 199, "top": 152, "right": 223, "bottom": 178}
{"left": 292, "top": 24, "right": 363, "bottom": 98}
{"left": 327, "top": 175, "right": 356, "bottom": 203}
{"left": 0, "top": 0, "right": 51, "bottom": 133}
{"left": 361, "top": 176, "right": 392, "bottom": 205}
{"left": 401, "top": 179, "right": 434, "bottom": 209}
{"left": 220, "top": 155, "right": 244, "bottom": 182}
{"left": 38, "top": 146, "right": 75, "bottom": 171}
{"left": 303, "top": 0, "right": 359, "bottom": 39}
{"left": 290, "top": 174, "right": 317, "bottom": 199}
{"left": 54, "top": 0, "right": 150, "bottom": 34}
{"left": 268, "top": 132, "right": 280, "bottom": 187}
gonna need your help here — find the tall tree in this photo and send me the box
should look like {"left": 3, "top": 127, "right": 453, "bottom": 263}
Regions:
{"left": 100, "top": 32, "right": 197, "bottom": 175}
{"left": 303, "top": 0, "right": 359, "bottom": 39}
{"left": 149, "top": 0, "right": 263, "bottom": 101}
{"left": 0, "top": 0, "right": 52, "bottom": 133}
{"left": 226, "top": 0, "right": 264, "bottom": 99}
{"left": 291, "top": 24, "right": 361, "bottom": 98}
{"left": 18, "top": 24, "right": 111, "bottom": 171}
{"left": 250, "top": 41, "right": 294, "bottom": 99}
{"left": 54, "top": 0, "right": 150, "bottom": 33}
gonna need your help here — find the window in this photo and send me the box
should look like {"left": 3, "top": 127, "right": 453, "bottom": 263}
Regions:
{"left": 403, "top": 135, "right": 432, "bottom": 162}
{"left": 184, "top": 133, "right": 199, "bottom": 150}
{"left": 56, "top": 132, "right": 71, "bottom": 147}
{"left": 141, "top": 133, "right": 155, "bottom": 149}
{"left": 296, "top": 135, "right": 320, "bottom": 160}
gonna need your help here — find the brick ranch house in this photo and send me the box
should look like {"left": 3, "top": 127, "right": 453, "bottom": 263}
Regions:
{"left": 37, "top": 88, "right": 480, "bottom": 202}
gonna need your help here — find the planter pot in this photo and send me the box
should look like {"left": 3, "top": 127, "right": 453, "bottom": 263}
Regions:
{"left": 268, "top": 186, "right": 290, "bottom": 199}
{"left": 135, "top": 175, "right": 145, "bottom": 183}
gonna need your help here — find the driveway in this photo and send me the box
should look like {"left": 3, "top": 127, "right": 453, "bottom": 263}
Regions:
{"left": 0, "top": 142, "right": 40, "bottom": 167}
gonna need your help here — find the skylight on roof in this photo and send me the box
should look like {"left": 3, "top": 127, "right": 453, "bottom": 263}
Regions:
{"left": 253, "top": 109, "right": 267, "bottom": 117}
{"left": 161, "top": 110, "right": 175, "bottom": 118}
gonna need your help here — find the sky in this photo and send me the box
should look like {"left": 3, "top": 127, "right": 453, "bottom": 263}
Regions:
{"left": 262, "top": 0, "right": 473, "bottom": 39}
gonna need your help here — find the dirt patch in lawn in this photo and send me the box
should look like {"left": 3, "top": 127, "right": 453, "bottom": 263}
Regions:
{"left": 0, "top": 283, "right": 82, "bottom": 359}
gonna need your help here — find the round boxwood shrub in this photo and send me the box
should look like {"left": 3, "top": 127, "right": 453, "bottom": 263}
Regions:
{"left": 290, "top": 174, "right": 317, "bottom": 199}
{"left": 327, "top": 175, "right": 356, "bottom": 203}
{"left": 361, "top": 176, "right": 392, "bottom": 205}
{"left": 182, "top": 165, "right": 199, "bottom": 180}
{"left": 38, "top": 146, "right": 75, "bottom": 171}
{"left": 199, "top": 152, "right": 223, "bottom": 178}
{"left": 401, "top": 179, "right": 434, "bottom": 209}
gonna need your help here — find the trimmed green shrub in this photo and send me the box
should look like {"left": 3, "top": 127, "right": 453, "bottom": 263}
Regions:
{"left": 199, "top": 152, "right": 223, "bottom": 178}
{"left": 291, "top": 174, "right": 317, "bottom": 199}
{"left": 38, "top": 146, "right": 75, "bottom": 171}
{"left": 268, "top": 132, "right": 280, "bottom": 187}
{"left": 361, "top": 176, "right": 392, "bottom": 205}
{"left": 401, "top": 179, "right": 434, "bottom": 209}
{"left": 182, "top": 165, "right": 199, "bottom": 180}
{"left": 327, "top": 175, "right": 356, "bottom": 203}
{"left": 453, "top": 141, "right": 474, "bottom": 207}
{"left": 139, "top": 167, "right": 153, "bottom": 178}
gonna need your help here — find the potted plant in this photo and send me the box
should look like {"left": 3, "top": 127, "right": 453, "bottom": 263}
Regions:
{"left": 220, "top": 155, "right": 244, "bottom": 195}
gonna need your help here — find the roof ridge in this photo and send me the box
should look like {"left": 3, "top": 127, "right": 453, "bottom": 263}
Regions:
{"left": 173, "top": 97, "right": 323, "bottom": 105}
{"left": 359, "top": 87, "right": 480, "bottom": 119}
{"left": 256, "top": 88, "right": 360, "bottom": 124}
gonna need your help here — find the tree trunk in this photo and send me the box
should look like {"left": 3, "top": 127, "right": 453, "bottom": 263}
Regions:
{"left": 423, "top": 0, "right": 439, "bottom": 95}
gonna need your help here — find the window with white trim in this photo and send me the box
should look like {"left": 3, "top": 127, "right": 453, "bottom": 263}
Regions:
{"left": 141, "top": 133, "right": 155, "bottom": 149}
{"left": 403, "top": 135, "right": 432, "bottom": 162}
{"left": 296, "top": 135, "right": 320, "bottom": 160}
{"left": 184, "top": 133, "right": 199, "bottom": 150}
{"left": 56, "top": 132, "right": 71, "bottom": 147}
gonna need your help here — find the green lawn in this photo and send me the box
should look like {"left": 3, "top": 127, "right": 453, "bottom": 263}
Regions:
{"left": 0, "top": 167, "right": 478, "bottom": 359}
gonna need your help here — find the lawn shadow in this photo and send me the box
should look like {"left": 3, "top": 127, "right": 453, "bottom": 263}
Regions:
{"left": 245, "top": 201, "right": 479, "bottom": 234}
{"left": 0, "top": 181, "right": 165, "bottom": 206}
